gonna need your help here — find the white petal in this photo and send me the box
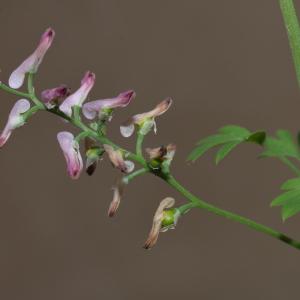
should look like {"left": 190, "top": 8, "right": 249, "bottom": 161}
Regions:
{"left": 125, "top": 160, "right": 135, "bottom": 173}
{"left": 120, "top": 124, "right": 135, "bottom": 137}
{"left": 9, "top": 68, "right": 26, "bottom": 89}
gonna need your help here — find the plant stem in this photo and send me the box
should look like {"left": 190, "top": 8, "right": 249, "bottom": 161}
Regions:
{"left": 2, "top": 78, "right": 300, "bottom": 251}
{"left": 279, "top": 0, "right": 300, "bottom": 87}
{"left": 165, "top": 175, "right": 300, "bottom": 250}
{"left": 136, "top": 132, "right": 145, "bottom": 157}
{"left": 124, "top": 168, "right": 148, "bottom": 183}
{"left": 0, "top": 82, "right": 30, "bottom": 98}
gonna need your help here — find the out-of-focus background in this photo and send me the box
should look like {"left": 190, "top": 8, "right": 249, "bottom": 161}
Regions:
{"left": 0, "top": 1, "right": 299, "bottom": 299}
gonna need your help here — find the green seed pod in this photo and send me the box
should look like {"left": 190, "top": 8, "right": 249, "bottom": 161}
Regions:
{"left": 161, "top": 208, "right": 180, "bottom": 231}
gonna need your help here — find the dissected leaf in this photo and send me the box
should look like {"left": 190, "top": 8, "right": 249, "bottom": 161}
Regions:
{"left": 271, "top": 177, "right": 300, "bottom": 221}
{"left": 261, "top": 130, "right": 300, "bottom": 159}
{"left": 187, "top": 125, "right": 266, "bottom": 163}
{"left": 215, "top": 141, "right": 240, "bottom": 165}
{"left": 246, "top": 131, "right": 266, "bottom": 145}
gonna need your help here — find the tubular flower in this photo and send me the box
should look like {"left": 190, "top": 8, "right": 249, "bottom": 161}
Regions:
{"left": 57, "top": 131, "right": 83, "bottom": 179}
{"left": 41, "top": 85, "right": 71, "bottom": 109}
{"left": 0, "top": 99, "right": 31, "bottom": 147}
{"left": 108, "top": 178, "right": 126, "bottom": 217}
{"left": 84, "top": 137, "right": 104, "bottom": 176}
{"left": 103, "top": 144, "right": 134, "bottom": 173}
{"left": 59, "top": 71, "right": 95, "bottom": 117}
{"left": 146, "top": 144, "right": 176, "bottom": 161}
{"left": 144, "top": 197, "right": 180, "bottom": 249}
{"left": 146, "top": 144, "right": 176, "bottom": 170}
{"left": 82, "top": 90, "right": 136, "bottom": 120}
{"left": 9, "top": 28, "right": 55, "bottom": 89}
{"left": 120, "top": 98, "right": 172, "bottom": 137}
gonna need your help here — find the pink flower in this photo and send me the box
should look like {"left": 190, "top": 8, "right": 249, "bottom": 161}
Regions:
{"left": 0, "top": 99, "right": 31, "bottom": 147}
{"left": 57, "top": 131, "right": 83, "bottom": 179}
{"left": 41, "top": 85, "right": 71, "bottom": 109}
{"left": 59, "top": 71, "right": 95, "bottom": 117}
{"left": 9, "top": 28, "right": 55, "bottom": 89}
{"left": 103, "top": 144, "right": 134, "bottom": 173}
{"left": 120, "top": 98, "right": 172, "bottom": 137}
{"left": 144, "top": 197, "right": 180, "bottom": 249}
{"left": 82, "top": 90, "right": 136, "bottom": 120}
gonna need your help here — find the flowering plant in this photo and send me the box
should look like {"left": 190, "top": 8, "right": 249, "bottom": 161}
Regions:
{"left": 1, "top": 0, "right": 300, "bottom": 251}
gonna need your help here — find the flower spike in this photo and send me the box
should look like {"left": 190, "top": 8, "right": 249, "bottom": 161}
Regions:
{"left": 57, "top": 131, "right": 83, "bottom": 179}
{"left": 9, "top": 28, "right": 55, "bottom": 89}
{"left": 41, "top": 85, "right": 71, "bottom": 109}
{"left": 144, "top": 197, "right": 180, "bottom": 249}
{"left": 120, "top": 97, "right": 172, "bottom": 138}
{"left": 0, "top": 99, "right": 31, "bottom": 147}
{"left": 82, "top": 90, "right": 136, "bottom": 120}
{"left": 103, "top": 144, "right": 134, "bottom": 173}
{"left": 59, "top": 71, "right": 95, "bottom": 117}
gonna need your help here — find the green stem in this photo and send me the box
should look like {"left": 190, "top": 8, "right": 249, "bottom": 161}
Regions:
{"left": 136, "top": 132, "right": 145, "bottom": 157}
{"left": 0, "top": 82, "right": 30, "bottom": 98}
{"left": 280, "top": 157, "right": 300, "bottom": 176}
{"left": 279, "top": 0, "right": 300, "bottom": 87}
{"left": 2, "top": 75, "right": 300, "bottom": 251}
{"left": 123, "top": 168, "right": 148, "bottom": 184}
{"left": 27, "top": 73, "right": 44, "bottom": 108}
{"left": 166, "top": 175, "right": 300, "bottom": 250}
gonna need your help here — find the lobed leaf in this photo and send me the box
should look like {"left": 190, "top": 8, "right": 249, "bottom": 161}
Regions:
{"left": 188, "top": 125, "right": 266, "bottom": 163}
{"left": 271, "top": 177, "right": 300, "bottom": 221}
{"left": 261, "top": 130, "right": 300, "bottom": 159}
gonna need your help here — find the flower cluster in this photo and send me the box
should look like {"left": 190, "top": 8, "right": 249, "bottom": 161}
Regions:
{"left": 0, "top": 28, "right": 186, "bottom": 249}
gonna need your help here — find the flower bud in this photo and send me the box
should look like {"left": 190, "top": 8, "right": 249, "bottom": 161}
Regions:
{"left": 9, "top": 28, "right": 55, "bottom": 89}
{"left": 59, "top": 71, "right": 95, "bottom": 117}
{"left": 120, "top": 98, "right": 172, "bottom": 138}
{"left": 85, "top": 137, "right": 104, "bottom": 176}
{"left": 41, "top": 85, "right": 70, "bottom": 109}
{"left": 108, "top": 178, "right": 126, "bottom": 217}
{"left": 0, "top": 99, "right": 31, "bottom": 147}
{"left": 144, "top": 197, "right": 180, "bottom": 249}
{"left": 103, "top": 144, "right": 134, "bottom": 173}
{"left": 82, "top": 90, "right": 135, "bottom": 120}
{"left": 57, "top": 131, "right": 83, "bottom": 179}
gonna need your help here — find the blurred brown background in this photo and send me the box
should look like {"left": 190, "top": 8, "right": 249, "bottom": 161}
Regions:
{"left": 0, "top": 0, "right": 300, "bottom": 299}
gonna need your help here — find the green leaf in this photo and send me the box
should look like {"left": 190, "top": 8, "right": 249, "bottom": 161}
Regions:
{"left": 187, "top": 125, "right": 266, "bottom": 163}
{"left": 271, "top": 177, "right": 300, "bottom": 221}
{"left": 281, "top": 178, "right": 300, "bottom": 190}
{"left": 246, "top": 131, "right": 266, "bottom": 145}
{"left": 215, "top": 141, "right": 240, "bottom": 165}
{"left": 261, "top": 130, "right": 300, "bottom": 159}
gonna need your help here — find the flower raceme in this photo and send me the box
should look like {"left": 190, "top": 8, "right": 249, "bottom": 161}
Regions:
{"left": 0, "top": 27, "right": 182, "bottom": 250}
{"left": 120, "top": 97, "right": 172, "bottom": 137}
{"left": 82, "top": 90, "right": 136, "bottom": 121}
{"left": 0, "top": 99, "right": 31, "bottom": 147}
{"left": 57, "top": 132, "right": 83, "bottom": 180}
{"left": 59, "top": 71, "right": 96, "bottom": 117}
{"left": 9, "top": 28, "right": 55, "bottom": 89}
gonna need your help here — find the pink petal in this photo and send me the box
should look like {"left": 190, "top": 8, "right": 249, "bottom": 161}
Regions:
{"left": 59, "top": 71, "right": 95, "bottom": 117}
{"left": 57, "top": 131, "right": 83, "bottom": 179}
{"left": 0, "top": 99, "right": 30, "bottom": 148}
{"left": 9, "top": 28, "right": 55, "bottom": 89}
{"left": 82, "top": 90, "right": 135, "bottom": 120}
